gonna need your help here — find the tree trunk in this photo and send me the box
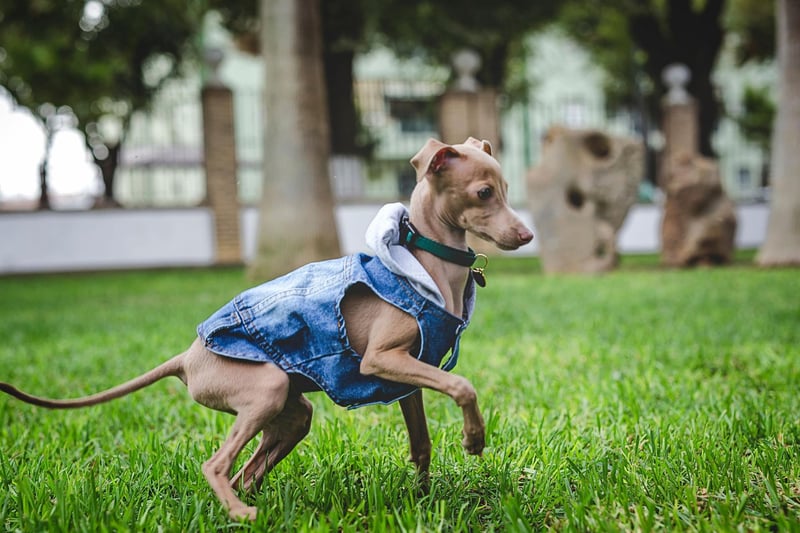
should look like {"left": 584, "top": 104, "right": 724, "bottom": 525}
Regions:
{"left": 249, "top": 0, "right": 340, "bottom": 279}
{"left": 93, "top": 142, "right": 122, "bottom": 208}
{"left": 323, "top": 48, "right": 360, "bottom": 155}
{"left": 37, "top": 128, "right": 54, "bottom": 210}
{"left": 629, "top": 0, "right": 724, "bottom": 157}
{"left": 757, "top": 0, "right": 800, "bottom": 266}
{"left": 692, "top": 61, "right": 721, "bottom": 158}
{"left": 320, "top": 0, "right": 364, "bottom": 155}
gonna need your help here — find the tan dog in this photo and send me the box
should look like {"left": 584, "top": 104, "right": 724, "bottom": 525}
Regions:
{"left": 0, "top": 137, "right": 532, "bottom": 521}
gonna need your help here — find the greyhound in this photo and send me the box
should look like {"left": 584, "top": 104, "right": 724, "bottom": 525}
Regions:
{"left": 0, "top": 137, "right": 533, "bottom": 520}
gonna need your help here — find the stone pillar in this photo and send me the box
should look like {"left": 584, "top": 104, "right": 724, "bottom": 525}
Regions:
{"left": 658, "top": 64, "right": 698, "bottom": 187}
{"left": 201, "top": 48, "right": 242, "bottom": 265}
{"left": 438, "top": 49, "right": 500, "bottom": 146}
{"left": 439, "top": 89, "right": 500, "bottom": 146}
{"left": 658, "top": 64, "right": 736, "bottom": 266}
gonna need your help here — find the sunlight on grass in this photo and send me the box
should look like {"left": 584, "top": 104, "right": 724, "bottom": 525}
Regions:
{"left": 1, "top": 260, "right": 798, "bottom": 530}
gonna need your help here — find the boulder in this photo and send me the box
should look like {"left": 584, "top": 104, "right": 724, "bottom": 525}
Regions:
{"left": 527, "top": 126, "right": 643, "bottom": 274}
{"left": 661, "top": 153, "right": 737, "bottom": 266}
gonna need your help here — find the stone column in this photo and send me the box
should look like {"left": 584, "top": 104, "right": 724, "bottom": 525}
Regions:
{"left": 201, "top": 48, "right": 242, "bottom": 265}
{"left": 438, "top": 49, "right": 500, "bottom": 146}
{"left": 658, "top": 64, "right": 736, "bottom": 266}
{"left": 658, "top": 64, "right": 698, "bottom": 187}
{"left": 439, "top": 89, "right": 500, "bottom": 146}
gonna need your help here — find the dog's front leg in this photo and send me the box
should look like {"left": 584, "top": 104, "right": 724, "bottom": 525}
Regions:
{"left": 356, "top": 304, "right": 485, "bottom": 455}
{"left": 399, "top": 390, "right": 431, "bottom": 491}
{"left": 458, "top": 393, "right": 485, "bottom": 456}
{"left": 362, "top": 351, "right": 485, "bottom": 456}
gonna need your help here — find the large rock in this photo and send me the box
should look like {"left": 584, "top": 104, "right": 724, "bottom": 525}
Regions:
{"left": 527, "top": 125, "right": 643, "bottom": 274}
{"left": 661, "top": 153, "right": 737, "bottom": 266}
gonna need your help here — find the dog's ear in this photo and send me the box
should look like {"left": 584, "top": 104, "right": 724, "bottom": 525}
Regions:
{"left": 464, "top": 137, "right": 493, "bottom": 156}
{"left": 411, "top": 138, "right": 460, "bottom": 180}
{"left": 428, "top": 146, "right": 460, "bottom": 174}
{"left": 465, "top": 137, "right": 482, "bottom": 149}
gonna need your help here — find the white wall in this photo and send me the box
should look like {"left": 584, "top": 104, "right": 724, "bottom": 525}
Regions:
{"left": 0, "top": 203, "right": 769, "bottom": 275}
{"left": 0, "top": 209, "right": 215, "bottom": 273}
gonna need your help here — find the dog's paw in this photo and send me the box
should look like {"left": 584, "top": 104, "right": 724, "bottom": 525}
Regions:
{"left": 412, "top": 470, "right": 431, "bottom": 496}
{"left": 229, "top": 504, "right": 258, "bottom": 521}
{"left": 461, "top": 428, "right": 485, "bottom": 456}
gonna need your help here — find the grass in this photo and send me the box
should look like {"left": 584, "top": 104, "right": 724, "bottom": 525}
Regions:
{"left": 0, "top": 255, "right": 798, "bottom": 531}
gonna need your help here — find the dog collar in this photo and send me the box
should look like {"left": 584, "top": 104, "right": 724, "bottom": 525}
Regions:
{"left": 399, "top": 217, "right": 489, "bottom": 287}
{"left": 399, "top": 216, "right": 476, "bottom": 267}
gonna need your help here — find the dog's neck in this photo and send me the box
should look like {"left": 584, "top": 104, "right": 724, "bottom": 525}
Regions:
{"left": 408, "top": 184, "right": 471, "bottom": 318}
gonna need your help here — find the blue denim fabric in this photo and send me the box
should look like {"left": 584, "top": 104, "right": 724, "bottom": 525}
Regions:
{"left": 197, "top": 253, "right": 473, "bottom": 409}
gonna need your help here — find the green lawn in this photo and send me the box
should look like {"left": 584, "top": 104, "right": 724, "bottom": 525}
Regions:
{"left": 1, "top": 256, "right": 798, "bottom": 531}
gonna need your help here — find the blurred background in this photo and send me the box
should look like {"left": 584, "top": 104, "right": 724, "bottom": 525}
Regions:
{"left": 0, "top": 0, "right": 788, "bottom": 273}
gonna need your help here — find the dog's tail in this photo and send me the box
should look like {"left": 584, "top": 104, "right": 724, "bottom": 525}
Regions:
{"left": 0, "top": 354, "right": 185, "bottom": 409}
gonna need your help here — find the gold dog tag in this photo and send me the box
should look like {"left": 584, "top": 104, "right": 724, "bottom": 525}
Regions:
{"left": 471, "top": 254, "right": 488, "bottom": 288}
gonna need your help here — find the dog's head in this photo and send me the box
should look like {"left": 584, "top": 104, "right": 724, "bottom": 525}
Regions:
{"left": 410, "top": 138, "right": 533, "bottom": 250}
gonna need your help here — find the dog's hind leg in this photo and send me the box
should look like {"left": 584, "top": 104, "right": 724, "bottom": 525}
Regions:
{"left": 231, "top": 392, "right": 313, "bottom": 493}
{"left": 399, "top": 389, "right": 431, "bottom": 492}
{"left": 203, "top": 412, "right": 272, "bottom": 520}
{"left": 186, "top": 349, "right": 291, "bottom": 521}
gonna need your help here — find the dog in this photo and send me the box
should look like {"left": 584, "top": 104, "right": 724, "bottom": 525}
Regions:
{"left": 0, "top": 137, "right": 533, "bottom": 520}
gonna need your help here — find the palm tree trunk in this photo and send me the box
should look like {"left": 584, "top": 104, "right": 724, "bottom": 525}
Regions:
{"left": 757, "top": 0, "right": 800, "bottom": 265}
{"left": 249, "top": 0, "right": 340, "bottom": 279}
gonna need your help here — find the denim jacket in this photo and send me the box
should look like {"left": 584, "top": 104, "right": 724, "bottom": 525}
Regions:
{"left": 197, "top": 253, "right": 474, "bottom": 409}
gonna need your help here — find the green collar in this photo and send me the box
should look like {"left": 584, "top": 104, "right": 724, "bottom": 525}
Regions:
{"left": 399, "top": 217, "right": 477, "bottom": 267}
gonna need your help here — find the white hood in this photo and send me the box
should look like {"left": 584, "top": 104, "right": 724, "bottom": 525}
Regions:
{"left": 365, "top": 203, "right": 445, "bottom": 307}
{"left": 364, "top": 203, "right": 476, "bottom": 320}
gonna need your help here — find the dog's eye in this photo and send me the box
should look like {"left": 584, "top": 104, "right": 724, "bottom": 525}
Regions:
{"left": 477, "top": 187, "right": 493, "bottom": 200}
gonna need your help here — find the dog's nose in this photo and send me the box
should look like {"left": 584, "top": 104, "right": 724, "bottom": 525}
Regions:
{"left": 518, "top": 228, "right": 534, "bottom": 244}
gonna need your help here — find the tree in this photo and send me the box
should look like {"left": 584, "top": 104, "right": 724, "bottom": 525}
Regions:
{"left": 558, "top": 0, "right": 729, "bottom": 158}
{"left": 249, "top": 0, "right": 340, "bottom": 279}
{"left": 216, "top": 0, "right": 558, "bottom": 277}
{"left": 756, "top": 0, "right": 800, "bottom": 266}
{"left": 725, "top": 0, "right": 776, "bottom": 63}
{"left": 210, "top": 0, "right": 373, "bottom": 156}
{"left": 365, "top": 1, "right": 558, "bottom": 90}
{"left": 212, "top": 0, "right": 559, "bottom": 155}
{"left": 1, "top": 1, "right": 93, "bottom": 208}
{"left": 724, "top": 0, "right": 776, "bottom": 183}
{"left": 320, "top": 0, "right": 369, "bottom": 156}
{"left": 0, "top": 0, "right": 205, "bottom": 208}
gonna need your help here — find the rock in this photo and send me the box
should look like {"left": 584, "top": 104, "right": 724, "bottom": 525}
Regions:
{"left": 661, "top": 153, "right": 737, "bottom": 266}
{"left": 527, "top": 125, "right": 643, "bottom": 274}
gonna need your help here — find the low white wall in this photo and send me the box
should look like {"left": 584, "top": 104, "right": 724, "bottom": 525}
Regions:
{"left": 0, "top": 209, "right": 215, "bottom": 273}
{"left": 0, "top": 203, "right": 769, "bottom": 274}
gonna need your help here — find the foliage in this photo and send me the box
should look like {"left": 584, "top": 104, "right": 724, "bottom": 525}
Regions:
{"left": 731, "top": 85, "right": 776, "bottom": 153}
{"left": 0, "top": 0, "right": 206, "bottom": 204}
{"left": 558, "top": 0, "right": 774, "bottom": 104}
{"left": 724, "top": 0, "right": 775, "bottom": 63}
{"left": 557, "top": 0, "right": 724, "bottom": 157}
{"left": 212, "top": 0, "right": 558, "bottom": 90}
{"left": 209, "top": 0, "right": 560, "bottom": 155}
{"left": 556, "top": 0, "right": 646, "bottom": 111}
{"left": 1, "top": 260, "right": 799, "bottom": 530}
{"left": 556, "top": 0, "right": 775, "bottom": 157}
{"left": 364, "top": 0, "right": 559, "bottom": 89}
